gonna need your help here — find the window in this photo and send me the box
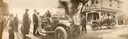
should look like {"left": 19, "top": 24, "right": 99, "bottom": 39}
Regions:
{"left": 118, "top": 2, "right": 120, "bottom": 8}
{"left": 118, "top": 6, "right": 120, "bottom": 8}
{"left": 91, "top": 0, "right": 95, "bottom": 4}
{"left": 109, "top": 0, "right": 112, "bottom": 7}
{"left": 110, "top": 0, "right": 112, "bottom": 2}
{"left": 110, "top": 4, "right": 112, "bottom": 7}
{"left": 118, "top": 2, "right": 120, "bottom": 4}
{"left": 96, "top": 0, "right": 99, "bottom": 4}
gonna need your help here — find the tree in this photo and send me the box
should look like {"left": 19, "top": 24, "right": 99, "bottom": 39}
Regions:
{"left": 58, "top": 0, "right": 89, "bottom": 18}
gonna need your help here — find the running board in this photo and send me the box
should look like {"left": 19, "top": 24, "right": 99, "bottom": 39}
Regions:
{"left": 39, "top": 29, "right": 54, "bottom": 36}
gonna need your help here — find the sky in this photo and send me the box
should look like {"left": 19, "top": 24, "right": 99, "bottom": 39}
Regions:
{"left": 122, "top": 0, "right": 128, "bottom": 13}
{"left": 3, "top": 0, "right": 59, "bottom": 20}
{"left": 4, "top": 0, "right": 59, "bottom": 14}
{"left": 3, "top": 0, "right": 128, "bottom": 20}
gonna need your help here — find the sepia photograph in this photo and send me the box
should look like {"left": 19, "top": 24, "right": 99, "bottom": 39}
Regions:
{"left": 0, "top": 0, "right": 128, "bottom": 39}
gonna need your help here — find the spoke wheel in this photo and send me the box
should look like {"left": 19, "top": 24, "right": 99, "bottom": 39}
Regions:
{"left": 55, "top": 26, "right": 68, "bottom": 39}
{"left": 110, "top": 23, "right": 116, "bottom": 28}
{"left": 91, "top": 23, "right": 98, "bottom": 31}
{"left": 106, "top": 25, "right": 111, "bottom": 28}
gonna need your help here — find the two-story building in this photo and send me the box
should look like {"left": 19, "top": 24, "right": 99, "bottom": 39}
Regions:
{"left": 84, "top": 0, "right": 123, "bottom": 25}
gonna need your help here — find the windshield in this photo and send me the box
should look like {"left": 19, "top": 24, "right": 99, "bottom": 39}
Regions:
{"left": 87, "top": 13, "right": 99, "bottom": 22}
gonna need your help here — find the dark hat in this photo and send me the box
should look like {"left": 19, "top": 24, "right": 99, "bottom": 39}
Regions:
{"left": 10, "top": 14, "right": 13, "bottom": 16}
{"left": 25, "top": 9, "right": 29, "bottom": 11}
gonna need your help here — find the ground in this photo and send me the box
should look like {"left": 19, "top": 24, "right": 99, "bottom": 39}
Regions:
{"left": 2, "top": 24, "right": 128, "bottom": 39}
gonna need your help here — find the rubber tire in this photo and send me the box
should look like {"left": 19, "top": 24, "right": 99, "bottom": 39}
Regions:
{"left": 107, "top": 25, "right": 110, "bottom": 28}
{"left": 110, "top": 23, "right": 116, "bottom": 28}
{"left": 54, "top": 26, "right": 68, "bottom": 39}
{"left": 91, "top": 23, "right": 98, "bottom": 31}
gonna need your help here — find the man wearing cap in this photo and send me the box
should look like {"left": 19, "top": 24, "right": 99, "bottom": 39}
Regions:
{"left": 22, "top": 9, "right": 31, "bottom": 39}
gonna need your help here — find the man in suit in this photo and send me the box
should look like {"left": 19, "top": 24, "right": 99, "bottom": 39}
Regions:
{"left": 33, "top": 10, "right": 39, "bottom": 36}
{"left": 46, "top": 10, "right": 51, "bottom": 18}
{"left": 22, "top": 9, "right": 31, "bottom": 39}
{"left": 8, "top": 14, "right": 15, "bottom": 39}
{"left": 81, "top": 12, "right": 87, "bottom": 33}
{"left": 14, "top": 14, "right": 19, "bottom": 32}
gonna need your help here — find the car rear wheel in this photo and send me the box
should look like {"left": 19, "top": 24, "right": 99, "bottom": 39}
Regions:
{"left": 54, "top": 26, "right": 68, "bottom": 39}
{"left": 91, "top": 23, "right": 98, "bottom": 31}
{"left": 107, "top": 25, "right": 110, "bottom": 28}
{"left": 110, "top": 23, "right": 116, "bottom": 28}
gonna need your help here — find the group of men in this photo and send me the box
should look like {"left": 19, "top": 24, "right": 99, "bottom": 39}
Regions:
{"left": 22, "top": 9, "right": 51, "bottom": 39}
{"left": 7, "top": 8, "right": 87, "bottom": 39}
{"left": 8, "top": 9, "right": 51, "bottom": 39}
{"left": 8, "top": 14, "right": 19, "bottom": 39}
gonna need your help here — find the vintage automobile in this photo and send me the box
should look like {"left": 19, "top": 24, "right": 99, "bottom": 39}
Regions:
{"left": 36, "top": 10, "right": 83, "bottom": 39}
{"left": 87, "top": 12, "right": 116, "bottom": 31}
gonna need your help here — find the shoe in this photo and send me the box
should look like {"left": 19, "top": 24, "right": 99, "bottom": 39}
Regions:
{"left": 33, "top": 34, "right": 36, "bottom": 36}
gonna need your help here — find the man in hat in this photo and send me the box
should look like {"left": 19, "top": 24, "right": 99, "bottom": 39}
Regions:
{"left": 22, "top": 9, "right": 31, "bottom": 39}
{"left": 81, "top": 11, "right": 87, "bottom": 33}
{"left": 8, "top": 14, "right": 15, "bottom": 39}
{"left": 14, "top": 14, "right": 19, "bottom": 32}
{"left": 33, "top": 10, "right": 39, "bottom": 36}
{"left": 46, "top": 10, "right": 51, "bottom": 18}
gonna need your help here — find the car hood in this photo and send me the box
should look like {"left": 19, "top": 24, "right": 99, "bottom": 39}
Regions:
{"left": 59, "top": 20, "right": 71, "bottom": 26}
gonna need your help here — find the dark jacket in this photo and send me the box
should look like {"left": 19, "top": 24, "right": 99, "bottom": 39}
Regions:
{"left": 23, "top": 13, "right": 31, "bottom": 25}
{"left": 9, "top": 18, "right": 14, "bottom": 30}
{"left": 33, "top": 13, "right": 38, "bottom": 25}
{"left": 14, "top": 16, "right": 18, "bottom": 28}
{"left": 81, "top": 16, "right": 86, "bottom": 26}
{"left": 22, "top": 12, "right": 31, "bottom": 34}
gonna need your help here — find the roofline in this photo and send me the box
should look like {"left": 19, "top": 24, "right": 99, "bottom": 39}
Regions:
{"left": 114, "top": 0, "right": 123, "bottom": 3}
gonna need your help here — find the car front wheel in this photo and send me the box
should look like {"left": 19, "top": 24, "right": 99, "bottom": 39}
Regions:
{"left": 54, "top": 26, "right": 68, "bottom": 39}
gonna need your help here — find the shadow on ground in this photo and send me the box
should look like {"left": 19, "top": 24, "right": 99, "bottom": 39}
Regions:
{"left": 119, "top": 34, "right": 128, "bottom": 38}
